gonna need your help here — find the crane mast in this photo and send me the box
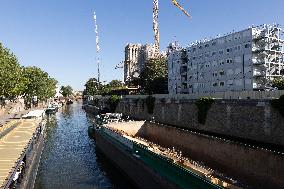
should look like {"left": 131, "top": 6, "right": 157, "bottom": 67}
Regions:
{"left": 153, "top": 0, "right": 160, "bottom": 56}
{"left": 152, "top": 0, "right": 191, "bottom": 56}
{"left": 93, "top": 11, "right": 100, "bottom": 85}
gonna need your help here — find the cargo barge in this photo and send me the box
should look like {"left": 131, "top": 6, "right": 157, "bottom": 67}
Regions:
{"left": 0, "top": 110, "right": 46, "bottom": 189}
{"left": 92, "top": 114, "right": 242, "bottom": 189}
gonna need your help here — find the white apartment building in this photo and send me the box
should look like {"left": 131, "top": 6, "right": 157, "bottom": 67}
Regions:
{"left": 168, "top": 24, "right": 284, "bottom": 94}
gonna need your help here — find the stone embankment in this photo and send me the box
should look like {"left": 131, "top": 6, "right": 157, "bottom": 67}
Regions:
{"left": 84, "top": 97, "right": 284, "bottom": 188}
{"left": 115, "top": 98, "right": 284, "bottom": 147}
{"left": 107, "top": 121, "right": 284, "bottom": 189}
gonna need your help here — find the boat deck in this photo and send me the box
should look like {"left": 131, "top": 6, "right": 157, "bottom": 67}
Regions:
{"left": 0, "top": 119, "right": 40, "bottom": 188}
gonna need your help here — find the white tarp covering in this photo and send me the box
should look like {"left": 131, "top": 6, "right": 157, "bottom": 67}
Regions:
{"left": 22, "top": 109, "right": 45, "bottom": 118}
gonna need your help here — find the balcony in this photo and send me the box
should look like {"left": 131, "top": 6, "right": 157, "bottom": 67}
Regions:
{"left": 253, "top": 70, "right": 266, "bottom": 77}
{"left": 252, "top": 58, "right": 265, "bottom": 65}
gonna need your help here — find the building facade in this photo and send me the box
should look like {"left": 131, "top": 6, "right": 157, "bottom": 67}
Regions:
{"left": 168, "top": 24, "right": 284, "bottom": 94}
{"left": 124, "top": 43, "right": 156, "bottom": 83}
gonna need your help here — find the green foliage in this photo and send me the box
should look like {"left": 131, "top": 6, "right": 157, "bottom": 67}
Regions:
{"left": 84, "top": 78, "right": 101, "bottom": 96}
{"left": 140, "top": 56, "right": 168, "bottom": 94}
{"left": 22, "top": 66, "right": 58, "bottom": 101}
{"left": 141, "top": 99, "right": 145, "bottom": 111}
{"left": 270, "top": 95, "right": 284, "bottom": 117}
{"left": 134, "top": 98, "right": 139, "bottom": 107}
{"left": 146, "top": 96, "right": 155, "bottom": 114}
{"left": 100, "top": 79, "right": 125, "bottom": 95}
{"left": 84, "top": 78, "right": 125, "bottom": 95}
{"left": 195, "top": 97, "right": 214, "bottom": 125}
{"left": 93, "top": 98, "right": 99, "bottom": 106}
{"left": 108, "top": 95, "right": 120, "bottom": 112}
{"left": 60, "top": 85, "right": 73, "bottom": 97}
{"left": 0, "top": 43, "right": 24, "bottom": 98}
{"left": 272, "top": 79, "right": 284, "bottom": 90}
{"left": 0, "top": 43, "right": 57, "bottom": 101}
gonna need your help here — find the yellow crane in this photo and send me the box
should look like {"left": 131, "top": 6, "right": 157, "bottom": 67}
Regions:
{"left": 153, "top": 0, "right": 191, "bottom": 56}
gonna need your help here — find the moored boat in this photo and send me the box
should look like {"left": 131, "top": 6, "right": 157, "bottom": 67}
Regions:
{"left": 91, "top": 113, "right": 243, "bottom": 189}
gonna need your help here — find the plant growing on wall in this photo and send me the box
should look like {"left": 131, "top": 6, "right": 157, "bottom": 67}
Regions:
{"left": 270, "top": 95, "right": 284, "bottom": 117}
{"left": 134, "top": 98, "right": 139, "bottom": 107}
{"left": 93, "top": 98, "right": 99, "bottom": 106}
{"left": 146, "top": 96, "right": 156, "bottom": 114}
{"left": 108, "top": 95, "right": 120, "bottom": 112}
{"left": 195, "top": 97, "right": 214, "bottom": 124}
{"left": 141, "top": 99, "right": 145, "bottom": 111}
{"left": 272, "top": 78, "right": 284, "bottom": 90}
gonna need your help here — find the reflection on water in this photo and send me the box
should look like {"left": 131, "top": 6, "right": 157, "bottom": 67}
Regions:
{"left": 34, "top": 103, "right": 135, "bottom": 189}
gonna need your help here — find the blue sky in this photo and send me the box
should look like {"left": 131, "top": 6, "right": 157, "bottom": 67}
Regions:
{"left": 1, "top": 0, "right": 284, "bottom": 90}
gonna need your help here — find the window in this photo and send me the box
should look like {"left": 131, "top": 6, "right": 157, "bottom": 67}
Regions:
{"left": 227, "top": 80, "right": 234, "bottom": 86}
{"left": 219, "top": 70, "right": 225, "bottom": 76}
{"left": 199, "top": 46, "right": 203, "bottom": 49}
{"left": 220, "top": 82, "right": 225, "bottom": 86}
{"left": 245, "top": 43, "right": 250, "bottom": 48}
{"left": 212, "top": 51, "right": 217, "bottom": 56}
{"left": 226, "top": 48, "right": 230, "bottom": 53}
{"left": 213, "top": 82, "right": 218, "bottom": 87}
{"left": 219, "top": 60, "right": 225, "bottom": 66}
{"left": 226, "top": 59, "right": 233, "bottom": 64}
{"left": 205, "top": 44, "right": 209, "bottom": 48}
{"left": 212, "top": 71, "right": 218, "bottom": 77}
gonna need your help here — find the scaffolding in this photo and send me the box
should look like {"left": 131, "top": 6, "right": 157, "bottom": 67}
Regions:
{"left": 252, "top": 24, "right": 284, "bottom": 89}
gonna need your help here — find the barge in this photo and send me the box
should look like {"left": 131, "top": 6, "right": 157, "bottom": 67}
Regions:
{"left": 91, "top": 114, "right": 242, "bottom": 189}
{"left": 0, "top": 110, "right": 46, "bottom": 189}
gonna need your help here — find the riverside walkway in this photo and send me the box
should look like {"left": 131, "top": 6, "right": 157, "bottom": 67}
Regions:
{"left": 0, "top": 117, "right": 41, "bottom": 188}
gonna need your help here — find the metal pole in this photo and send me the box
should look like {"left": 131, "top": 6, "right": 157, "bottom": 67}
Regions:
{"left": 94, "top": 11, "right": 100, "bottom": 89}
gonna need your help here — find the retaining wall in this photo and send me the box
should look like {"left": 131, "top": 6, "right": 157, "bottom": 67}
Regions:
{"left": 115, "top": 99, "right": 284, "bottom": 147}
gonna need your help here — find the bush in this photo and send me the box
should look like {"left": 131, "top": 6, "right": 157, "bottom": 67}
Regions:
{"left": 195, "top": 97, "right": 214, "bottom": 125}
{"left": 146, "top": 96, "right": 156, "bottom": 114}
{"left": 108, "top": 95, "right": 120, "bottom": 112}
{"left": 272, "top": 79, "right": 284, "bottom": 90}
{"left": 270, "top": 95, "right": 284, "bottom": 117}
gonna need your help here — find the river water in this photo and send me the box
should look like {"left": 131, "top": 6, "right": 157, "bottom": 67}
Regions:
{"left": 34, "top": 102, "right": 135, "bottom": 189}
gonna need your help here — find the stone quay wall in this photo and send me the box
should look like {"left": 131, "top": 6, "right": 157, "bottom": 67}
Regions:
{"left": 136, "top": 121, "right": 284, "bottom": 189}
{"left": 115, "top": 98, "right": 284, "bottom": 147}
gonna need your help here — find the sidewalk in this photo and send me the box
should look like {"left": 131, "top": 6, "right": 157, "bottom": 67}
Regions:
{"left": 0, "top": 110, "right": 29, "bottom": 127}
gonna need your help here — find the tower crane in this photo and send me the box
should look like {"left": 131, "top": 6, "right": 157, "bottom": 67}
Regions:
{"left": 153, "top": 0, "right": 191, "bottom": 56}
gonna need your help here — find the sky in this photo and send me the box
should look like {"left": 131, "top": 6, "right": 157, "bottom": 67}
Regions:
{"left": 0, "top": 0, "right": 284, "bottom": 90}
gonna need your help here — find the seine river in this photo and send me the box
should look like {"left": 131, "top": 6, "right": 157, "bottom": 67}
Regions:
{"left": 34, "top": 102, "right": 135, "bottom": 189}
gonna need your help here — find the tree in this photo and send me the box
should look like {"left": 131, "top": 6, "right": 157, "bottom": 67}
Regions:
{"left": 100, "top": 80, "right": 125, "bottom": 95}
{"left": 140, "top": 56, "right": 168, "bottom": 94}
{"left": 272, "top": 78, "right": 284, "bottom": 90}
{"left": 0, "top": 43, "right": 24, "bottom": 98}
{"left": 84, "top": 78, "right": 101, "bottom": 96}
{"left": 22, "top": 66, "right": 58, "bottom": 101}
{"left": 60, "top": 85, "right": 73, "bottom": 97}
{"left": 108, "top": 80, "right": 124, "bottom": 89}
